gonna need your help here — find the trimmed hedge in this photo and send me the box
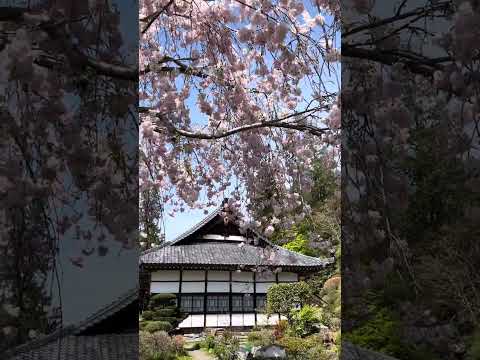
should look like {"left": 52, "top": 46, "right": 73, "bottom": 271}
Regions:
{"left": 141, "top": 310, "right": 155, "bottom": 321}
{"left": 154, "top": 308, "right": 176, "bottom": 317}
{"left": 149, "top": 294, "right": 177, "bottom": 308}
{"left": 144, "top": 321, "right": 173, "bottom": 333}
{"left": 140, "top": 293, "right": 187, "bottom": 334}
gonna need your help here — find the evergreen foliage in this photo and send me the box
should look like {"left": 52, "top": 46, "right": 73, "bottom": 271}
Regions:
{"left": 140, "top": 293, "right": 186, "bottom": 334}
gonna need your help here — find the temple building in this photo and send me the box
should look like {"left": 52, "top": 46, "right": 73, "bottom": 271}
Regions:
{"left": 139, "top": 205, "right": 331, "bottom": 330}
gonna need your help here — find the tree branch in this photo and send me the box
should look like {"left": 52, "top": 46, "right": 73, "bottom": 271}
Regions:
{"left": 141, "top": 0, "right": 174, "bottom": 34}
{"left": 143, "top": 107, "right": 330, "bottom": 139}
{"left": 342, "top": 1, "right": 452, "bottom": 38}
{"left": 1, "top": 10, "right": 138, "bottom": 80}
{"left": 342, "top": 46, "right": 446, "bottom": 76}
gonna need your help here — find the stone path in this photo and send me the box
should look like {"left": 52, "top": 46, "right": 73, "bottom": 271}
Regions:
{"left": 187, "top": 349, "right": 215, "bottom": 360}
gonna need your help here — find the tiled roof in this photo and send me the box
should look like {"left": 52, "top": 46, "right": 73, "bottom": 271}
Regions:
{"left": 141, "top": 201, "right": 333, "bottom": 270}
{"left": 7, "top": 334, "right": 138, "bottom": 360}
{"left": 4, "top": 287, "right": 138, "bottom": 360}
{"left": 140, "top": 242, "right": 331, "bottom": 270}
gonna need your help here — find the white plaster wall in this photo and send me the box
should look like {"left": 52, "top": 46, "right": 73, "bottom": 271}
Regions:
{"left": 218, "top": 314, "right": 230, "bottom": 327}
{"left": 208, "top": 271, "right": 229, "bottom": 280}
{"left": 256, "top": 314, "right": 269, "bottom": 326}
{"left": 151, "top": 270, "right": 180, "bottom": 281}
{"left": 256, "top": 282, "right": 275, "bottom": 293}
{"left": 231, "top": 314, "right": 243, "bottom": 326}
{"left": 183, "top": 270, "right": 205, "bottom": 281}
{"left": 232, "top": 272, "right": 253, "bottom": 282}
{"left": 206, "top": 314, "right": 219, "bottom": 327}
{"left": 179, "top": 315, "right": 192, "bottom": 328}
{"left": 207, "top": 281, "right": 229, "bottom": 292}
{"left": 191, "top": 314, "right": 204, "bottom": 327}
{"left": 278, "top": 272, "right": 298, "bottom": 282}
{"left": 150, "top": 282, "right": 179, "bottom": 293}
{"left": 256, "top": 272, "right": 276, "bottom": 282}
{"left": 244, "top": 314, "right": 255, "bottom": 326}
{"left": 231, "top": 282, "right": 254, "bottom": 293}
{"left": 181, "top": 282, "right": 204, "bottom": 293}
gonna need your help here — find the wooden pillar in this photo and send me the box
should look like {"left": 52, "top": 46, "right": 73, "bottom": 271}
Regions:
{"left": 229, "top": 271, "right": 232, "bottom": 328}
{"left": 179, "top": 269, "right": 183, "bottom": 294}
{"left": 275, "top": 272, "right": 280, "bottom": 322}
{"left": 253, "top": 271, "right": 257, "bottom": 326}
{"left": 204, "top": 270, "right": 208, "bottom": 328}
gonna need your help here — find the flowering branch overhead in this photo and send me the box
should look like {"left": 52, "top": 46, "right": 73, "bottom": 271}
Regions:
{"left": 139, "top": 0, "right": 340, "bottom": 237}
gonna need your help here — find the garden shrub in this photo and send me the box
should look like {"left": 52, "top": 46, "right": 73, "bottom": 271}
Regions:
{"left": 273, "top": 320, "right": 288, "bottom": 339}
{"left": 141, "top": 310, "right": 155, "bottom": 321}
{"left": 173, "top": 335, "right": 186, "bottom": 353}
{"left": 343, "top": 306, "right": 405, "bottom": 357}
{"left": 153, "top": 316, "right": 177, "bottom": 324}
{"left": 200, "top": 334, "right": 216, "bottom": 350}
{"left": 140, "top": 293, "right": 186, "bottom": 333}
{"left": 211, "top": 331, "right": 240, "bottom": 360}
{"left": 247, "top": 329, "right": 275, "bottom": 347}
{"left": 306, "top": 343, "right": 337, "bottom": 360}
{"left": 266, "top": 282, "right": 313, "bottom": 320}
{"left": 144, "top": 320, "right": 173, "bottom": 333}
{"left": 154, "top": 308, "right": 176, "bottom": 317}
{"left": 289, "top": 305, "right": 320, "bottom": 337}
{"left": 149, "top": 293, "right": 177, "bottom": 308}
{"left": 140, "top": 331, "right": 178, "bottom": 360}
{"left": 278, "top": 335, "right": 317, "bottom": 360}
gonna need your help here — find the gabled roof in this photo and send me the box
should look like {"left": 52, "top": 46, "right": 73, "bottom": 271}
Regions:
{"left": 140, "top": 203, "right": 333, "bottom": 272}
{"left": 169, "top": 205, "right": 224, "bottom": 245}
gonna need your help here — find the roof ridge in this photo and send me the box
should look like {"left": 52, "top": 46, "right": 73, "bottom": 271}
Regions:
{"left": 140, "top": 240, "right": 171, "bottom": 257}
{"left": 169, "top": 205, "right": 223, "bottom": 245}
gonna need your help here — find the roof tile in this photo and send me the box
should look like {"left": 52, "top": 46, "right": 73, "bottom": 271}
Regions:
{"left": 140, "top": 242, "right": 330, "bottom": 269}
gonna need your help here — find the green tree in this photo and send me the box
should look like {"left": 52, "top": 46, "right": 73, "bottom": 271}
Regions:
{"left": 266, "top": 282, "right": 314, "bottom": 322}
{"left": 140, "top": 294, "right": 186, "bottom": 333}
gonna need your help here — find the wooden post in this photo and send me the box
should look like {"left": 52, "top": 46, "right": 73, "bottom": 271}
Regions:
{"left": 253, "top": 271, "right": 257, "bottom": 326}
{"left": 275, "top": 272, "right": 280, "bottom": 322}
{"left": 204, "top": 270, "right": 208, "bottom": 328}
{"left": 229, "top": 270, "right": 232, "bottom": 328}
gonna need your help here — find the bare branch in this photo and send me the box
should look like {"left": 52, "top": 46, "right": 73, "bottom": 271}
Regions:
{"left": 141, "top": 0, "right": 174, "bottom": 34}
{"left": 143, "top": 106, "right": 330, "bottom": 139}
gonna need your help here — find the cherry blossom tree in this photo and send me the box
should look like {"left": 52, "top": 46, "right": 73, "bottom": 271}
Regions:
{"left": 1, "top": 0, "right": 137, "bottom": 349}
{"left": 139, "top": 0, "right": 341, "bottom": 241}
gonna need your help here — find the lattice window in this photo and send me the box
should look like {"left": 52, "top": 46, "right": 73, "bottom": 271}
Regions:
{"left": 256, "top": 295, "right": 266, "bottom": 311}
{"left": 180, "top": 295, "right": 204, "bottom": 313}
{"left": 206, "top": 295, "right": 229, "bottom": 313}
{"left": 232, "top": 294, "right": 254, "bottom": 312}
